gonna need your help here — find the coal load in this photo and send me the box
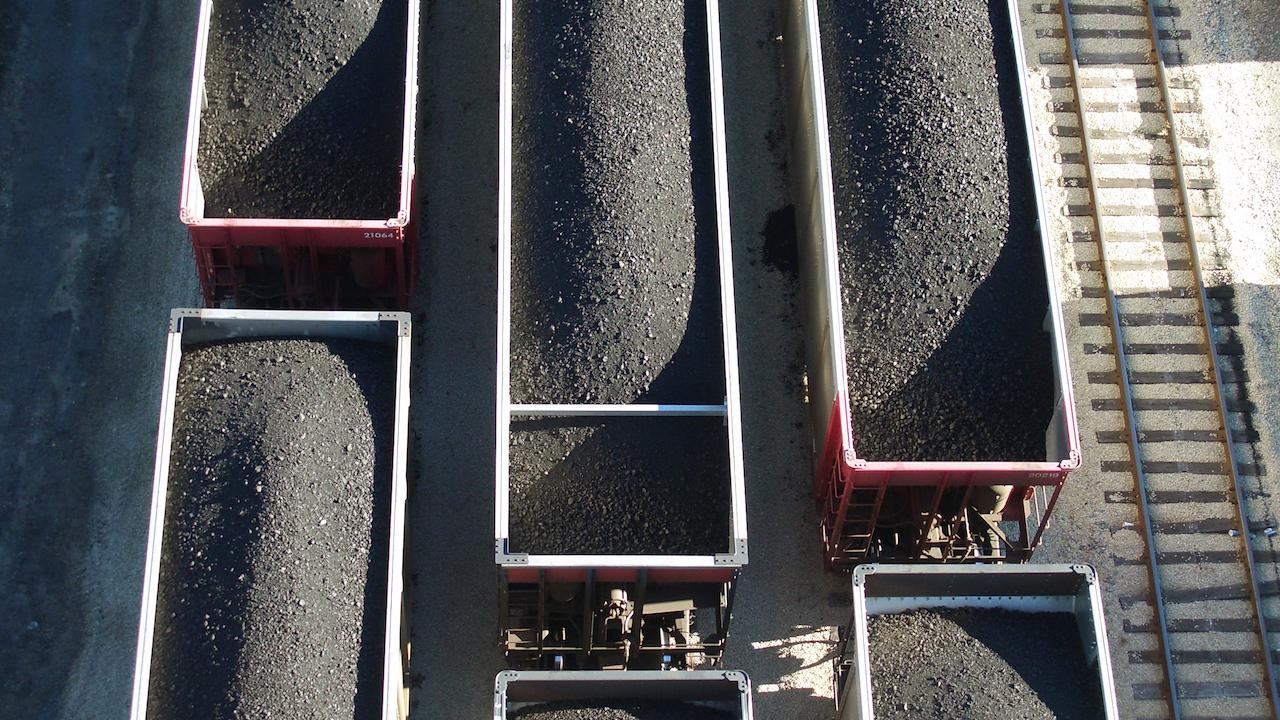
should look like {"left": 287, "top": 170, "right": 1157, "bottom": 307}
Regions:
{"left": 817, "top": 0, "right": 1054, "bottom": 461}
{"left": 868, "top": 609, "right": 1104, "bottom": 720}
{"left": 508, "top": 417, "right": 730, "bottom": 556}
{"left": 509, "top": 0, "right": 724, "bottom": 406}
{"left": 510, "top": 700, "right": 736, "bottom": 720}
{"left": 199, "top": 0, "right": 407, "bottom": 219}
{"left": 147, "top": 339, "right": 394, "bottom": 720}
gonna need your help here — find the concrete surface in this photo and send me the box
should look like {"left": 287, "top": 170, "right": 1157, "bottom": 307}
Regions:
{"left": 0, "top": 1, "right": 839, "bottom": 717}
{"left": 405, "top": 1, "right": 505, "bottom": 715}
{"left": 0, "top": 1, "right": 200, "bottom": 718}
{"left": 6, "top": 0, "right": 1274, "bottom": 719}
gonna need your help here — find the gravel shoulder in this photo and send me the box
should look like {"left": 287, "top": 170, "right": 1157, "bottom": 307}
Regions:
{"left": 1174, "top": 0, "right": 1280, "bottom": 566}
{"left": 405, "top": 0, "right": 508, "bottom": 714}
{"left": 716, "top": 2, "right": 850, "bottom": 716}
{"left": 0, "top": 3, "right": 16, "bottom": 89}
{"left": 0, "top": 1, "right": 200, "bottom": 717}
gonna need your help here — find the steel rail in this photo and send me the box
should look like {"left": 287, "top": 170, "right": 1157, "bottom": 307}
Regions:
{"left": 1142, "top": 1, "right": 1280, "bottom": 714}
{"left": 1059, "top": 2, "right": 1181, "bottom": 718}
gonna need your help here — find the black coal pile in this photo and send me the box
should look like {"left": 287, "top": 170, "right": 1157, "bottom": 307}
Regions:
{"left": 147, "top": 338, "right": 394, "bottom": 720}
{"left": 508, "top": 416, "right": 730, "bottom": 556}
{"left": 510, "top": 700, "right": 736, "bottom": 720}
{"left": 868, "top": 609, "right": 1104, "bottom": 720}
{"left": 509, "top": 0, "right": 724, "bottom": 407}
{"left": 816, "top": 0, "right": 1055, "bottom": 461}
{"left": 199, "top": 0, "right": 407, "bottom": 219}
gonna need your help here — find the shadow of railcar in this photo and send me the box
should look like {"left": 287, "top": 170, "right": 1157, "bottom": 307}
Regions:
{"left": 1217, "top": 281, "right": 1276, "bottom": 493}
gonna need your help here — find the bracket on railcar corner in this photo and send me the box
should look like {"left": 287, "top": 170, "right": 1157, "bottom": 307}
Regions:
{"left": 715, "top": 539, "right": 749, "bottom": 566}
{"left": 495, "top": 539, "right": 529, "bottom": 566}
{"left": 1062, "top": 448, "right": 1082, "bottom": 470}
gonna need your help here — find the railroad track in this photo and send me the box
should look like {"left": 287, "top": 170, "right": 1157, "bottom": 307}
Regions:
{"left": 1031, "top": 1, "right": 1280, "bottom": 718}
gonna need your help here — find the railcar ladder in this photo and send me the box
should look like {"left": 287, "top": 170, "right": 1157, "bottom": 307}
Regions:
{"left": 197, "top": 242, "right": 241, "bottom": 306}
{"left": 822, "top": 469, "right": 888, "bottom": 568}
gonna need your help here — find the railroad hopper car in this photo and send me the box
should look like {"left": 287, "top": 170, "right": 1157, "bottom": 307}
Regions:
{"left": 783, "top": 0, "right": 1082, "bottom": 566}
{"left": 130, "top": 309, "right": 412, "bottom": 720}
{"left": 494, "top": 670, "right": 754, "bottom": 719}
{"left": 495, "top": 0, "right": 746, "bottom": 670}
{"left": 180, "top": 0, "right": 421, "bottom": 309}
{"left": 835, "top": 564, "right": 1120, "bottom": 720}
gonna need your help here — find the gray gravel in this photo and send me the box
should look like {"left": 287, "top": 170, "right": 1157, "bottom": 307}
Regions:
{"left": 817, "top": 0, "right": 1055, "bottom": 461}
{"left": 509, "top": 0, "right": 724, "bottom": 406}
{"left": 147, "top": 339, "right": 394, "bottom": 720}
{"left": 508, "top": 417, "right": 730, "bottom": 556}
{"left": 198, "top": 0, "right": 406, "bottom": 219}
{"left": 509, "top": 700, "right": 735, "bottom": 720}
{"left": 868, "top": 609, "right": 1104, "bottom": 720}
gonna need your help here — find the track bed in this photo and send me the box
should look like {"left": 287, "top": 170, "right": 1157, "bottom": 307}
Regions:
{"left": 198, "top": 0, "right": 407, "bottom": 219}
{"left": 816, "top": 0, "right": 1054, "bottom": 462}
{"left": 147, "top": 338, "right": 394, "bottom": 719}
